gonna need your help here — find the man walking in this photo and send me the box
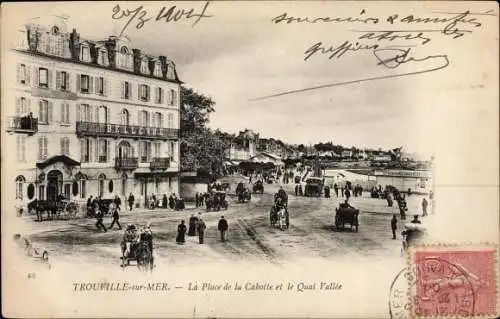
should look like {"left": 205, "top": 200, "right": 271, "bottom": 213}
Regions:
{"left": 95, "top": 208, "right": 107, "bottom": 232}
{"left": 197, "top": 216, "right": 206, "bottom": 244}
{"left": 333, "top": 184, "right": 339, "bottom": 197}
{"left": 218, "top": 216, "right": 228, "bottom": 242}
{"left": 109, "top": 206, "right": 122, "bottom": 230}
{"left": 422, "top": 198, "right": 428, "bottom": 217}
{"left": 128, "top": 193, "right": 135, "bottom": 211}
{"left": 391, "top": 214, "right": 397, "bottom": 240}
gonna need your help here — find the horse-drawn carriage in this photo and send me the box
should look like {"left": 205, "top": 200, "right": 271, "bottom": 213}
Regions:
{"left": 401, "top": 223, "right": 426, "bottom": 255}
{"left": 252, "top": 180, "right": 264, "bottom": 194}
{"left": 304, "top": 177, "right": 324, "bottom": 197}
{"left": 236, "top": 182, "right": 252, "bottom": 203}
{"left": 28, "top": 198, "right": 79, "bottom": 221}
{"left": 206, "top": 191, "right": 229, "bottom": 212}
{"left": 270, "top": 197, "right": 289, "bottom": 230}
{"left": 334, "top": 203, "right": 359, "bottom": 232}
{"left": 120, "top": 225, "right": 154, "bottom": 271}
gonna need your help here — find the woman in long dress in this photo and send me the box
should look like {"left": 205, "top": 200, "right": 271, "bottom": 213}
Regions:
{"left": 187, "top": 215, "right": 198, "bottom": 236}
{"left": 176, "top": 220, "right": 187, "bottom": 244}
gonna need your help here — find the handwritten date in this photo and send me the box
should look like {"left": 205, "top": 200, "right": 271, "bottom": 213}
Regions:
{"left": 112, "top": 2, "right": 214, "bottom": 37}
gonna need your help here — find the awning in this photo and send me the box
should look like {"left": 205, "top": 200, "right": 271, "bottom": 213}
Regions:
{"left": 36, "top": 155, "right": 80, "bottom": 169}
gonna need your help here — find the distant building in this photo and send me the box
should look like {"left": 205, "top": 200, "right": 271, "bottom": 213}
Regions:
{"left": 225, "top": 129, "right": 259, "bottom": 162}
{"left": 374, "top": 169, "right": 432, "bottom": 194}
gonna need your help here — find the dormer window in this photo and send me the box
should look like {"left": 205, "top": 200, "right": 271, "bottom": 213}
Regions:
{"left": 51, "top": 26, "right": 59, "bottom": 35}
{"left": 98, "top": 49, "right": 108, "bottom": 66}
{"left": 140, "top": 59, "right": 149, "bottom": 74}
{"left": 119, "top": 46, "right": 131, "bottom": 69}
{"left": 121, "top": 46, "right": 129, "bottom": 54}
{"left": 80, "top": 45, "right": 91, "bottom": 62}
{"left": 154, "top": 62, "right": 162, "bottom": 77}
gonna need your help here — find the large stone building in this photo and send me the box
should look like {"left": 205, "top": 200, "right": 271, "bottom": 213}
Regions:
{"left": 3, "top": 16, "right": 181, "bottom": 210}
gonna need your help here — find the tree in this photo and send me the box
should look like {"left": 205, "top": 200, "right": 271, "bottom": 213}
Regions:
{"left": 180, "top": 87, "right": 230, "bottom": 176}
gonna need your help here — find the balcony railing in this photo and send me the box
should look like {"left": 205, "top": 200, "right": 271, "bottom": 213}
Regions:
{"left": 115, "top": 157, "right": 139, "bottom": 169}
{"left": 76, "top": 121, "right": 179, "bottom": 140}
{"left": 150, "top": 157, "right": 170, "bottom": 170}
{"left": 6, "top": 116, "right": 38, "bottom": 134}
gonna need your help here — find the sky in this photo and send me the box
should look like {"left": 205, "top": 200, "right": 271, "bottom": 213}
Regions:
{"left": 3, "top": 1, "right": 499, "bottom": 158}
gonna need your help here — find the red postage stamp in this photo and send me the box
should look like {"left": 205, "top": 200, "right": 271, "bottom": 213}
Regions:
{"left": 409, "top": 245, "right": 498, "bottom": 318}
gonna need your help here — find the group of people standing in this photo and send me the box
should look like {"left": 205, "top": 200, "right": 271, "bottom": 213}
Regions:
{"left": 176, "top": 214, "right": 228, "bottom": 245}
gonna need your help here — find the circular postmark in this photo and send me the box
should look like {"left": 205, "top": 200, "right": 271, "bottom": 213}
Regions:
{"left": 389, "top": 256, "right": 477, "bottom": 319}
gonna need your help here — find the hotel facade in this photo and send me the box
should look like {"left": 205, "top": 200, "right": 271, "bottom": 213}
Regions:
{"left": 3, "top": 17, "right": 181, "bottom": 210}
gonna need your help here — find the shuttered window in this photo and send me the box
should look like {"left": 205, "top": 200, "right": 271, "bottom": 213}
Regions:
{"left": 38, "top": 136, "right": 48, "bottom": 160}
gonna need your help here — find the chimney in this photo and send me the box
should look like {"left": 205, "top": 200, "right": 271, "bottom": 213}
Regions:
{"left": 159, "top": 56, "right": 168, "bottom": 79}
{"left": 132, "top": 49, "right": 141, "bottom": 73}
{"left": 104, "top": 38, "right": 116, "bottom": 68}
{"left": 69, "top": 28, "right": 80, "bottom": 60}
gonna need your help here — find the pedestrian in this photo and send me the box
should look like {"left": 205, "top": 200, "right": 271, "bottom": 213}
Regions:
{"left": 195, "top": 193, "right": 199, "bottom": 208}
{"left": 386, "top": 192, "right": 394, "bottom": 207}
{"left": 218, "top": 215, "right": 228, "bottom": 242}
{"left": 109, "top": 205, "right": 122, "bottom": 230}
{"left": 176, "top": 220, "right": 187, "bottom": 244}
{"left": 128, "top": 193, "right": 135, "bottom": 211}
{"left": 197, "top": 216, "right": 206, "bottom": 244}
{"left": 114, "top": 195, "right": 122, "bottom": 212}
{"left": 341, "top": 187, "right": 344, "bottom": 198}
{"left": 169, "top": 194, "right": 175, "bottom": 209}
{"left": 334, "top": 184, "right": 339, "bottom": 197}
{"left": 162, "top": 194, "right": 168, "bottom": 209}
{"left": 391, "top": 214, "right": 397, "bottom": 240}
{"left": 429, "top": 190, "right": 434, "bottom": 200}
{"left": 187, "top": 214, "right": 198, "bottom": 236}
{"left": 345, "top": 188, "right": 351, "bottom": 200}
{"left": 95, "top": 208, "right": 107, "bottom": 232}
{"left": 411, "top": 215, "right": 421, "bottom": 224}
{"left": 87, "top": 195, "right": 93, "bottom": 216}
{"left": 422, "top": 198, "right": 428, "bottom": 216}
{"left": 295, "top": 184, "right": 298, "bottom": 196}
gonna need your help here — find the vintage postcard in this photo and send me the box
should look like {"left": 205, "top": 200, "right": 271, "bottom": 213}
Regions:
{"left": 1, "top": 1, "right": 498, "bottom": 318}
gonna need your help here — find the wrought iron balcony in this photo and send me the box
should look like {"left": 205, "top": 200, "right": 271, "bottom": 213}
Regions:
{"left": 6, "top": 116, "right": 38, "bottom": 135}
{"left": 150, "top": 157, "right": 170, "bottom": 170}
{"left": 76, "top": 121, "right": 179, "bottom": 140}
{"left": 115, "top": 157, "right": 139, "bottom": 170}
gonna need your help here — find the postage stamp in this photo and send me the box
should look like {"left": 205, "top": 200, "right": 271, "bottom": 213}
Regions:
{"left": 408, "top": 244, "right": 498, "bottom": 318}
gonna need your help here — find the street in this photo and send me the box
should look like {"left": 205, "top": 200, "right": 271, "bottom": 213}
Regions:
{"left": 17, "top": 176, "right": 431, "bottom": 267}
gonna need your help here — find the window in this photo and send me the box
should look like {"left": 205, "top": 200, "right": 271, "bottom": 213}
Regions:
{"left": 139, "top": 110, "right": 149, "bottom": 127}
{"left": 79, "top": 178, "right": 86, "bottom": 199}
{"left": 15, "top": 176, "right": 26, "bottom": 200}
{"left": 80, "top": 138, "right": 93, "bottom": 163}
{"left": 167, "top": 113, "right": 174, "bottom": 128}
{"left": 80, "top": 74, "right": 90, "bottom": 93}
{"left": 140, "top": 59, "right": 149, "bottom": 74}
{"left": 81, "top": 104, "right": 91, "bottom": 122}
{"left": 169, "top": 141, "right": 175, "bottom": 161}
{"left": 19, "top": 64, "right": 27, "bottom": 84}
{"left": 123, "top": 81, "right": 131, "bottom": 99}
{"left": 154, "top": 62, "right": 162, "bottom": 77}
{"left": 98, "top": 139, "right": 108, "bottom": 163}
{"left": 39, "top": 185, "right": 46, "bottom": 200}
{"left": 39, "top": 68, "right": 48, "bottom": 87}
{"left": 156, "top": 87, "right": 163, "bottom": 103}
{"left": 98, "top": 50, "right": 108, "bottom": 66}
{"left": 64, "top": 184, "right": 71, "bottom": 199}
{"left": 108, "top": 180, "right": 114, "bottom": 193}
{"left": 98, "top": 106, "right": 108, "bottom": 123}
{"left": 16, "top": 97, "right": 27, "bottom": 116}
{"left": 38, "top": 136, "right": 48, "bottom": 160}
{"left": 171, "top": 89, "right": 177, "bottom": 106}
{"left": 120, "top": 109, "right": 129, "bottom": 125}
{"left": 39, "top": 100, "right": 49, "bottom": 123}
{"left": 121, "top": 174, "right": 127, "bottom": 196}
{"left": 28, "top": 183, "right": 35, "bottom": 199}
{"left": 154, "top": 142, "right": 161, "bottom": 157}
{"left": 154, "top": 112, "right": 163, "bottom": 128}
{"left": 98, "top": 174, "right": 106, "bottom": 197}
{"left": 139, "top": 141, "right": 151, "bottom": 163}
{"left": 16, "top": 136, "right": 26, "bottom": 161}
{"left": 119, "top": 46, "right": 131, "bottom": 69}
{"left": 139, "top": 84, "right": 150, "bottom": 101}
{"left": 60, "top": 137, "right": 70, "bottom": 156}
{"left": 96, "top": 77, "right": 105, "bottom": 95}
{"left": 56, "top": 71, "right": 69, "bottom": 90}
{"left": 61, "top": 103, "right": 70, "bottom": 124}
{"left": 72, "top": 180, "right": 78, "bottom": 196}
